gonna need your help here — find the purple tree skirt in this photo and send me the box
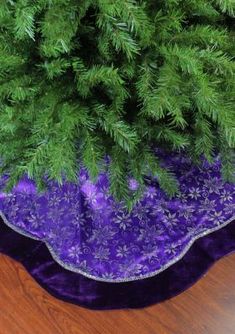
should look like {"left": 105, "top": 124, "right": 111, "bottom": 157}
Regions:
{"left": 0, "top": 151, "right": 234, "bottom": 309}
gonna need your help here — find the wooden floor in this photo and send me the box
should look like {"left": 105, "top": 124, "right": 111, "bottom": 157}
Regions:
{"left": 0, "top": 254, "right": 234, "bottom": 334}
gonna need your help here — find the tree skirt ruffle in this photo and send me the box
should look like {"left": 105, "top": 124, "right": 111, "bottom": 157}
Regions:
{"left": 0, "top": 151, "right": 234, "bottom": 308}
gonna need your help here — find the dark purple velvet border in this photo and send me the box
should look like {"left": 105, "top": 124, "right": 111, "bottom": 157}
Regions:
{"left": 0, "top": 218, "right": 234, "bottom": 310}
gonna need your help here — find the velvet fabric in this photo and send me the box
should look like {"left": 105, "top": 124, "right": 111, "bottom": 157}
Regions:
{"left": 0, "top": 218, "right": 234, "bottom": 310}
{"left": 0, "top": 150, "right": 234, "bottom": 309}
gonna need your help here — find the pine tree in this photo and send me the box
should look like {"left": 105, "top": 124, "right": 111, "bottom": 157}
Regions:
{"left": 0, "top": 0, "right": 234, "bottom": 208}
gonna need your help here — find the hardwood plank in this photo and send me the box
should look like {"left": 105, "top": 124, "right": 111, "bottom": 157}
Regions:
{"left": 0, "top": 254, "right": 234, "bottom": 334}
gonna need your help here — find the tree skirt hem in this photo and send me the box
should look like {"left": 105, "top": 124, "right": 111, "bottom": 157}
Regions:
{"left": 1, "top": 217, "right": 234, "bottom": 310}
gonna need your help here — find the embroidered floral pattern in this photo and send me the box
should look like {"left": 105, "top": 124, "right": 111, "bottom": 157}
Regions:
{"left": 0, "top": 152, "right": 234, "bottom": 282}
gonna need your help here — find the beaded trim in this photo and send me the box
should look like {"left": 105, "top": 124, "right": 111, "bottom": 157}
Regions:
{"left": 0, "top": 210, "right": 234, "bottom": 283}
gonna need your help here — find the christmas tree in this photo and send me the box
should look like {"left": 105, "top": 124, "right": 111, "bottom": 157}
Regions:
{"left": 0, "top": 0, "right": 234, "bottom": 208}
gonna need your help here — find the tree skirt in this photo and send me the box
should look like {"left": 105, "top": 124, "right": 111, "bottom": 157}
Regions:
{"left": 0, "top": 151, "right": 234, "bottom": 309}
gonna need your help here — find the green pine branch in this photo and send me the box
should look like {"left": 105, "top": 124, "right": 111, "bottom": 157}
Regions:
{"left": 0, "top": 0, "right": 234, "bottom": 206}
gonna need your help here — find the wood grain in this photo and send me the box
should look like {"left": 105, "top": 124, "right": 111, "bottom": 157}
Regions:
{"left": 0, "top": 253, "right": 234, "bottom": 334}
